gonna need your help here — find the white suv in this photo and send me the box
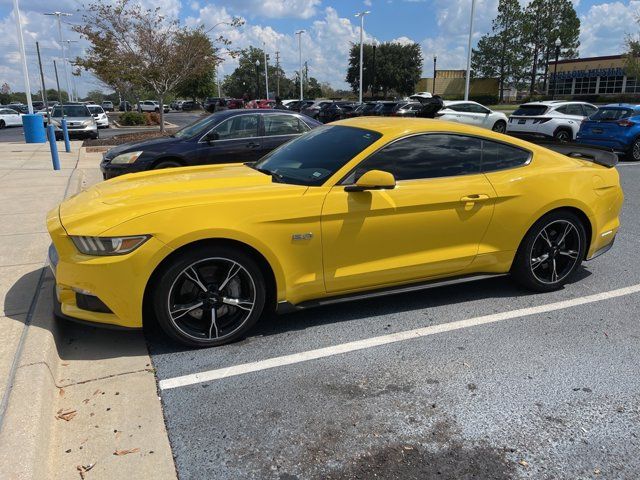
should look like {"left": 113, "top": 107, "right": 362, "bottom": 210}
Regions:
{"left": 437, "top": 101, "right": 508, "bottom": 132}
{"left": 507, "top": 100, "right": 598, "bottom": 142}
{"left": 137, "top": 100, "right": 170, "bottom": 113}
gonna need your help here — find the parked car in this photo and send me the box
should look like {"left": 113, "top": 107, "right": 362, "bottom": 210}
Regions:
{"left": 0, "top": 108, "right": 22, "bottom": 128}
{"left": 390, "top": 102, "right": 422, "bottom": 117}
{"left": 49, "top": 104, "right": 98, "bottom": 139}
{"left": 410, "top": 92, "right": 433, "bottom": 101}
{"left": 317, "top": 101, "right": 358, "bottom": 123}
{"left": 226, "top": 99, "right": 245, "bottom": 109}
{"left": 287, "top": 100, "right": 314, "bottom": 112}
{"left": 204, "top": 97, "right": 225, "bottom": 113}
{"left": 87, "top": 105, "right": 109, "bottom": 128}
{"left": 282, "top": 99, "right": 298, "bottom": 107}
{"left": 256, "top": 99, "right": 275, "bottom": 109}
{"left": 6, "top": 103, "right": 28, "bottom": 114}
{"left": 170, "top": 100, "right": 186, "bottom": 110}
{"left": 301, "top": 100, "right": 333, "bottom": 119}
{"left": 180, "top": 100, "right": 201, "bottom": 111}
{"left": 507, "top": 100, "right": 598, "bottom": 142}
{"left": 436, "top": 101, "right": 508, "bottom": 132}
{"left": 138, "top": 100, "right": 169, "bottom": 113}
{"left": 576, "top": 103, "right": 640, "bottom": 161}
{"left": 101, "top": 101, "right": 114, "bottom": 112}
{"left": 100, "top": 109, "right": 322, "bottom": 179}
{"left": 348, "top": 102, "right": 378, "bottom": 118}
{"left": 51, "top": 117, "right": 622, "bottom": 347}
{"left": 372, "top": 101, "right": 401, "bottom": 116}
{"left": 119, "top": 101, "right": 132, "bottom": 112}
{"left": 32, "top": 101, "right": 45, "bottom": 111}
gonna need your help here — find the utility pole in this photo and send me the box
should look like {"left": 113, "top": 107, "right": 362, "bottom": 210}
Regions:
{"left": 263, "top": 44, "right": 269, "bottom": 100}
{"left": 64, "top": 40, "right": 79, "bottom": 101}
{"left": 36, "top": 42, "right": 51, "bottom": 124}
{"left": 295, "top": 30, "right": 305, "bottom": 101}
{"left": 13, "top": 0, "right": 33, "bottom": 114}
{"left": 464, "top": 0, "right": 476, "bottom": 101}
{"left": 355, "top": 11, "right": 370, "bottom": 104}
{"left": 54, "top": 60, "right": 64, "bottom": 116}
{"left": 44, "top": 12, "right": 73, "bottom": 101}
{"left": 275, "top": 51, "right": 280, "bottom": 97}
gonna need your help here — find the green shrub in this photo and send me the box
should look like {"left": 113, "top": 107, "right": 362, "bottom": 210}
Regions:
{"left": 119, "top": 111, "right": 146, "bottom": 126}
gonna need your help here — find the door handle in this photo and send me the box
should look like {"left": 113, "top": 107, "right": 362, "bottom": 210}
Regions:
{"left": 246, "top": 142, "right": 260, "bottom": 148}
{"left": 460, "top": 194, "right": 490, "bottom": 202}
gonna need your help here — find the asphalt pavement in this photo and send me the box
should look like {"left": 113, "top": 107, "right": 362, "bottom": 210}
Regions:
{"left": 147, "top": 164, "right": 640, "bottom": 480}
{"left": 0, "top": 111, "right": 202, "bottom": 142}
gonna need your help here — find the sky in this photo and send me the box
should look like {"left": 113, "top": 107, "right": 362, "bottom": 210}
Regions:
{"left": 0, "top": 0, "right": 638, "bottom": 98}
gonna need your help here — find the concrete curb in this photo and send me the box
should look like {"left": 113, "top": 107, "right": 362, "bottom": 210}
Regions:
{"left": 0, "top": 147, "right": 176, "bottom": 479}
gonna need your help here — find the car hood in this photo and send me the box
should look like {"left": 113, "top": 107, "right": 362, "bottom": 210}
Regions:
{"left": 52, "top": 116, "right": 93, "bottom": 122}
{"left": 104, "top": 136, "right": 180, "bottom": 159}
{"left": 58, "top": 163, "right": 308, "bottom": 235}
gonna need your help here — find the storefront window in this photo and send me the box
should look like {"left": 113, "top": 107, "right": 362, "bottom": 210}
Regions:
{"left": 625, "top": 77, "right": 640, "bottom": 93}
{"left": 574, "top": 77, "right": 597, "bottom": 95}
{"left": 549, "top": 78, "right": 573, "bottom": 95}
{"left": 598, "top": 76, "right": 623, "bottom": 94}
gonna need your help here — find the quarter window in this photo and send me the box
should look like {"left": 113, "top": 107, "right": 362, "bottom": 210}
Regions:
{"left": 263, "top": 114, "right": 308, "bottom": 136}
{"left": 211, "top": 115, "right": 259, "bottom": 140}
{"left": 348, "top": 134, "right": 482, "bottom": 182}
{"left": 481, "top": 140, "right": 530, "bottom": 172}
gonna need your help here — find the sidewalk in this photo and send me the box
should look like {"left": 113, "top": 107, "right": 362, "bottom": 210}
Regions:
{"left": 0, "top": 141, "right": 175, "bottom": 479}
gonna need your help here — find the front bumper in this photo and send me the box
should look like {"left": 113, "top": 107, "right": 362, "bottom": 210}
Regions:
{"left": 47, "top": 209, "right": 173, "bottom": 329}
{"left": 100, "top": 158, "right": 148, "bottom": 179}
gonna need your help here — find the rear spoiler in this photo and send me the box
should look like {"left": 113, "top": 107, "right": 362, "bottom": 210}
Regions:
{"left": 515, "top": 136, "right": 619, "bottom": 168}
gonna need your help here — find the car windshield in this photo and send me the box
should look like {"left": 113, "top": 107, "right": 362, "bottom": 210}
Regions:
{"left": 88, "top": 106, "right": 104, "bottom": 114}
{"left": 173, "top": 113, "right": 221, "bottom": 139}
{"left": 52, "top": 105, "right": 91, "bottom": 117}
{"left": 253, "top": 125, "right": 382, "bottom": 186}
{"left": 589, "top": 108, "right": 635, "bottom": 121}
{"left": 513, "top": 105, "right": 548, "bottom": 116}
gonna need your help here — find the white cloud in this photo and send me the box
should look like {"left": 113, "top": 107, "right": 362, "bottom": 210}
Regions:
{"left": 390, "top": 36, "right": 415, "bottom": 45}
{"left": 579, "top": 1, "right": 640, "bottom": 57}
{"left": 214, "top": 0, "right": 321, "bottom": 19}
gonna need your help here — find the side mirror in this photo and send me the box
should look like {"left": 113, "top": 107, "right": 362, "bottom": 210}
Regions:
{"left": 345, "top": 170, "right": 396, "bottom": 192}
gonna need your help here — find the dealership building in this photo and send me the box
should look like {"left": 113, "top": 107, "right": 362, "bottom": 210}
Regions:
{"left": 548, "top": 54, "right": 638, "bottom": 97}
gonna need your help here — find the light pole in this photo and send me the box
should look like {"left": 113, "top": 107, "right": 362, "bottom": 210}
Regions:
{"left": 12, "top": 0, "right": 33, "bottom": 114}
{"left": 64, "top": 40, "right": 78, "bottom": 100}
{"left": 552, "top": 37, "right": 561, "bottom": 100}
{"left": 295, "top": 30, "right": 305, "bottom": 101}
{"left": 45, "top": 12, "right": 73, "bottom": 102}
{"left": 263, "top": 43, "right": 269, "bottom": 100}
{"left": 372, "top": 41, "right": 377, "bottom": 99}
{"left": 464, "top": 0, "right": 476, "bottom": 101}
{"left": 355, "top": 10, "right": 370, "bottom": 104}
{"left": 255, "top": 59, "right": 260, "bottom": 99}
{"left": 433, "top": 55, "right": 437, "bottom": 95}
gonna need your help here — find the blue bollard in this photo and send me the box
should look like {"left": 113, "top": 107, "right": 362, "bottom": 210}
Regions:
{"left": 47, "top": 125, "right": 61, "bottom": 171}
{"left": 22, "top": 114, "right": 47, "bottom": 143}
{"left": 61, "top": 118, "right": 71, "bottom": 153}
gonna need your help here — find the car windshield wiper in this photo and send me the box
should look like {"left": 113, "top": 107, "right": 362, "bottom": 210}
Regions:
{"left": 245, "top": 163, "right": 286, "bottom": 183}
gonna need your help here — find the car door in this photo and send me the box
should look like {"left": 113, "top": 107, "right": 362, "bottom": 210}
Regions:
{"left": 467, "top": 103, "right": 492, "bottom": 128}
{"left": 1, "top": 109, "right": 21, "bottom": 126}
{"left": 195, "top": 113, "right": 262, "bottom": 165}
{"left": 259, "top": 113, "right": 310, "bottom": 158}
{"left": 321, "top": 133, "right": 496, "bottom": 293}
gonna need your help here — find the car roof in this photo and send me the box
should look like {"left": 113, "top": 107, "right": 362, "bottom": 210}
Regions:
{"left": 603, "top": 103, "right": 640, "bottom": 109}
{"left": 520, "top": 100, "right": 588, "bottom": 106}
{"left": 208, "top": 109, "right": 316, "bottom": 120}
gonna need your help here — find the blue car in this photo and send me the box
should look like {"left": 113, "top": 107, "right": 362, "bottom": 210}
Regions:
{"left": 576, "top": 103, "right": 640, "bottom": 161}
{"left": 101, "top": 109, "right": 321, "bottom": 179}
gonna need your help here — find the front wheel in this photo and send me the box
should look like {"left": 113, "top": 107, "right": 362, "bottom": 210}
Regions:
{"left": 152, "top": 246, "right": 266, "bottom": 347}
{"left": 0, "top": 120, "right": 5, "bottom": 129}
{"left": 511, "top": 211, "right": 587, "bottom": 292}
{"left": 154, "top": 160, "right": 182, "bottom": 170}
{"left": 628, "top": 138, "right": 640, "bottom": 161}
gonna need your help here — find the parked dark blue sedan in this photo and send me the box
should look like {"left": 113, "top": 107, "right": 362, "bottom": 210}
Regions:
{"left": 576, "top": 103, "right": 640, "bottom": 161}
{"left": 100, "top": 110, "right": 321, "bottom": 179}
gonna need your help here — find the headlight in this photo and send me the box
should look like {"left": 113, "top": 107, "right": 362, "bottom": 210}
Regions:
{"left": 71, "top": 235, "right": 150, "bottom": 256}
{"left": 82, "top": 119, "right": 94, "bottom": 126}
{"left": 110, "top": 151, "right": 143, "bottom": 164}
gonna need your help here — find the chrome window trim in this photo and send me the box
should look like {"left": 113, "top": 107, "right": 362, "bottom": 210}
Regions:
{"left": 197, "top": 112, "right": 261, "bottom": 144}
{"left": 337, "top": 131, "right": 533, "bottom": 186}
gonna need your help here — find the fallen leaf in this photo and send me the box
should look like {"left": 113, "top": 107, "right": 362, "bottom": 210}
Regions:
{"left": 59, "top": 388, "right": 65, "bottom": 397}
{"left": 402, "top": 446, "right": 414, "bottom": 450}
{"left": 61, "top": 362, "right": 69, "bottom": 366}
{"left": 56, "top": 409, "right": 77, "bottom": 422}
{"left": 594, "top": 468, "right": 601, "bottom": 475}
{"left": 82, "top": 398, "right": 90, "bottom": 404}
{"left": 76, "top": 463, "right": 95, "bottom": 479}
{"left": 518, "top": 460, "right": 529, "bottom": 467}
{"left": 114, "top": 448, "right": 140, "bottom": 456}
{"left": 93, "top": 389, "right": 102, "bottom": 396}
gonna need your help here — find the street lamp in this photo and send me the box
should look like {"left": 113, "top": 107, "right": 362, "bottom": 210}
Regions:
{"left": 372, "top": 40, "right": 377, "bottom": 99}
{"left": 552, "top": 37, "right": 561, "bottom": 100}
{"left": 464, "top": 0, "right": 476, "bottom": 101}
{"left": 255, "top": 59, "right": 260, "bottom": 99}
{"left": 263, "top": 42, "right": 269, "bottom": 100}
{"left": 44, "top": 11, "right": 73, "bottom": 102}
{"left": 13, "top": 0, "right": 33, "bottom": 114}
{"left": 354, "top": 10, "right": 370, "bottom": 104}
{"left": 433, "top": 55, "right": 437, "bottom": 95}
{"left": 295, "top": 30, "right": 305, "bottom": 101}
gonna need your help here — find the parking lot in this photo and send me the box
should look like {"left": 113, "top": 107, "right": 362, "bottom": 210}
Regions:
{"left": 143, "top": 162, "right": 640, "bottom": 479}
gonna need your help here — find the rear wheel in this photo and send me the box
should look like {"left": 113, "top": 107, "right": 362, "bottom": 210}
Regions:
{"left": 628, "top": 138, "right": 640, "bottom": 161}
{"left": 0, "top": 120, "right": 5, "bottom": 129}
{"left": 511, "top": 211, "right": 587, "bottom": 292}
{"left": 553, "top": 128, "right": 572, "bottom": 143}
{"left": 491, "top": 120, "right": 506, "bottom": 133}
{"left": 152, "top": 246, "right": 266, "bottom": 347}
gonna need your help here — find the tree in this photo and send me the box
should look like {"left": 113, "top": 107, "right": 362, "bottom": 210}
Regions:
{"left": 222, "top": 47, "right": 280, "bottom": 99}
{"left": 522, "top": 0, "right": 580, "bottom": 94}
{"left": 175, "top": 67, "right": 218, "bottom": 101}
{"left": 472, "top": 0, "right": 528, "bottom": 101}
{"left": 74, "top": 0, "right": 238, "bottom": 132}
{"left": 346, "top": 41, "right": 422, "bottom": 97}
{"left": 625, "top": 30, "right": 640, "bottom": 80}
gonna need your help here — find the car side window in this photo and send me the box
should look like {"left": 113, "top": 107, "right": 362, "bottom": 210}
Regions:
{"left": 467, "top": 103, "right": 490, "bottom": 114}
{"left": 347, "top": 134, "right": 482, "bottom": 183}
{"left": 555, "top": 106, "right": 568, "bottom": 114}
{"left": 481, "top": 140, "right": 530, "bottom": 172}
{"left": 583, "top": 105, "right": 598, "bottom": 117}
{"left": 565, "top": 104, "right": 584, "bottom": 116}
{"left": 212, "top": 115, "right": 259, "bottom": 140}
{"left": 263, "top": 114, "right": 306, "bottom": 136}
{"left": 448, "top": 104, "right": 469, "bottom": 113}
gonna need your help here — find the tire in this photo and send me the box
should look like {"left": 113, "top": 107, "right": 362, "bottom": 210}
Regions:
{"left": 155, "top": 108, "right": 160, "bottom": 113}
{"left": 154, "top": 160, "right": 182, "bottom": 170}
{"left": 627, "top": 138, "right": 640, "bottom": 162}
{"left": 553, "top": 128, "right": 572, "bottom": 143}
{"left": 0, "top": 120, "right": 5, "bottom": 129}
{"left": 492, "top": 120, "right": 506, "bottom": 133}
{"left": 152, "top": 245, "right": 266, "bottom": 347}
{"left": 511, "top": 210, "right": 587, "bottom": 292}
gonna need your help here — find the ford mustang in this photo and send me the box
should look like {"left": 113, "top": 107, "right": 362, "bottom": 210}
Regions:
{"left": 47, "top": 118, "right": 623, "bottom": 347}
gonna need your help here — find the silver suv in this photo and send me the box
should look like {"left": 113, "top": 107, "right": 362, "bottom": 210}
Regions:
{"left": 507, "top": 100, "right": 598, "bottom": 142}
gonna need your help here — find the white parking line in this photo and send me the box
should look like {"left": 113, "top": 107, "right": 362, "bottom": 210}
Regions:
{"left": 158, "top": 283, "right": 640, "bottom": 391}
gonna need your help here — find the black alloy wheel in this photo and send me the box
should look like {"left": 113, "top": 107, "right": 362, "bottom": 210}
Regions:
{"left": 153, "top": 246, "right": 266, "bottom": 347}
{"left": 511, "top": 211, "right": 586, "bottom": 292}
{"left": 492, "top": 120, "right": 506, "bottom": 133}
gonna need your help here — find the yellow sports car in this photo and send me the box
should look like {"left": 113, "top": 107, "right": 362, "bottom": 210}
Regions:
{"left": 47, "top": 118, "right": 623, "bottom": 347}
